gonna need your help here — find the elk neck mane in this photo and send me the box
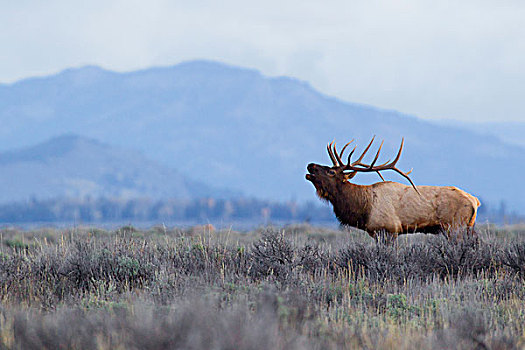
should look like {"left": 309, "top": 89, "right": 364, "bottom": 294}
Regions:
{"left": 329, "top": 181, "right": 373, "bottom": 230}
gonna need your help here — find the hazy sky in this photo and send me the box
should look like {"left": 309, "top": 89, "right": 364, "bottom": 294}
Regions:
{"left": 2, "top": 0, "right": 524, "bottom": 122}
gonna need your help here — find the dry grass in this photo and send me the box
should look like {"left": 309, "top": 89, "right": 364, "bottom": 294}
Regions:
{"left": 0, "top": 224, "right": 523, "bottom": 349}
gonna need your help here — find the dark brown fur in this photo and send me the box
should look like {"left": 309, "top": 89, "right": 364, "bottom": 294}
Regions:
{"left": 331, "top": 182, "right": 371, "bottom": 230}
{"left": 307, "top": 163, "right": 371, "bottom": 231}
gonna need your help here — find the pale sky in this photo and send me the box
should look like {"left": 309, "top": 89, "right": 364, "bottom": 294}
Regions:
{"left": 1, "top": 0, "right": 525, "bottom": 122}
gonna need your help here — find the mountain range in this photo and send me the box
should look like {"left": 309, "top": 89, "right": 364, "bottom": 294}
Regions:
{"left": 437, "top": 120, "right": 525, "bottom": 149}
{"left": 0, "top": 60, "right": 524, "bottom": 212}
{"left": 0, "top": 134, "right": 228, "bottom": 202}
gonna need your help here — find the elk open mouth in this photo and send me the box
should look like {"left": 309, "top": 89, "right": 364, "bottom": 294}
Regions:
{"left": 306, "top": 164, "right": 317, "bottom": 182}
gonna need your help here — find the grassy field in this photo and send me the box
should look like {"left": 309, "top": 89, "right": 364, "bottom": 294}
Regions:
{"left": 0, "top": 224, "right": 524, "bottom": 349}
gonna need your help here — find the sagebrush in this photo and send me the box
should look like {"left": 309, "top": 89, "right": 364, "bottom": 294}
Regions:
{"left": 0, "top": 225, "right": 523, "bottom": 349}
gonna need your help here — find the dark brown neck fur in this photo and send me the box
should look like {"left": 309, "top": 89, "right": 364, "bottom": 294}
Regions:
{"left": 328, "top": 182, "right": 372, "bottom": 231}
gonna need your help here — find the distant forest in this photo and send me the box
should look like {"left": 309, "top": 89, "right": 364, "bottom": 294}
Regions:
{"left": 0, "top": 197, "right": 521, "bottom": 225}
{"left": 0, "top": 197, "right": 335, "bottom": 225}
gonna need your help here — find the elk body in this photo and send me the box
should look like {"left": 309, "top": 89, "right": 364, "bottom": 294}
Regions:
{"left": 305, "top": 138, "right": 480, "bottom": 239}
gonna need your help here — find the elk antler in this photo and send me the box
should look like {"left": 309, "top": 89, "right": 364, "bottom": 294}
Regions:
{"left": 327, "top": 139, "right": 355, "bottom": 167}
{"left": 328, "top": 137, "right": 420, "bottom": 195}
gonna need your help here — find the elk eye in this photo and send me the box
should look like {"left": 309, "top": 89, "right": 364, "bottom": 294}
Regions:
{"left": 328, "top": 169, "right": 336, "bottom": 176}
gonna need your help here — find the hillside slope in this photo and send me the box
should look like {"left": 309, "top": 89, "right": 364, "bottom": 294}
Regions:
{"left": 0, "top": 61, "right": 523, "bottom": 211}
{"left": 0, "top": 135, "right": 229, "bottom": 202}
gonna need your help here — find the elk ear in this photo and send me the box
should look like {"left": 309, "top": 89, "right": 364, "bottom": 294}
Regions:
{"left": 344, "top": 171, "right": 357, "bottom": 180}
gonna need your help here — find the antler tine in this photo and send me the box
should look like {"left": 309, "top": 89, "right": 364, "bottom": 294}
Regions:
{"left": 327, "top": 141, "right": 339, "bottom": 166}
{"left": 333, "top": 140, "right": 354, "bottom": 166}
{"left": 352, "top": 136, "right": 376, "bottom": 165}
{"left": 376, "top": 159, "right": 391, "bottom": 167}
{"left": 346, "top": 145, "right": 357, "bottom": 165}
{"left": 338, "top": 140, "right": 354, "bottom": 160}
{"left": 333, "top": 141, "right": 344, "bottom": 166}
{"left": 368, "top": 140, "right": 384, "bottom": 169}
{"left": 390, "top": 138, "right": 405, "bottom": 166}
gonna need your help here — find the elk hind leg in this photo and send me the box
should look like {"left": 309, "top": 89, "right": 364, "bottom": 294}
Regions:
{"left": 467, "top": 206, "right": 478, "bottom": 236}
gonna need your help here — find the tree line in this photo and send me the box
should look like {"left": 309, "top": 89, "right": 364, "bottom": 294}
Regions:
{"left": 0, "top": 196, "right": 520, "bottom": 225}
{"left": 0, "top": 197, "right": 335, "bottom": 224}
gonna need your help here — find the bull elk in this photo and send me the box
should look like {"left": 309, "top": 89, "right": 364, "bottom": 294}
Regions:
{"left": 305, "top": 137, "right": 481, "bottom": 239}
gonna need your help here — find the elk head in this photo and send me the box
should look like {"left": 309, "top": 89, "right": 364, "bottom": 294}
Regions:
{"left": 306, "top": 137, "right": 420, "bottom": 202}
